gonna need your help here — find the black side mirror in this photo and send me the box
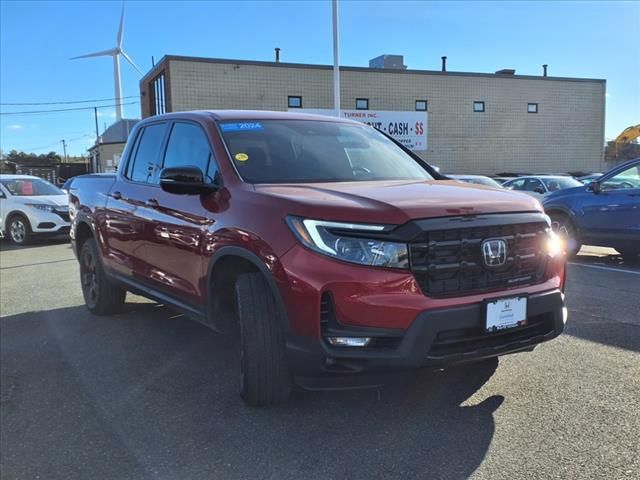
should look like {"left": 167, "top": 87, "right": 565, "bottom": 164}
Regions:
{"left": 160, "top": 166, "right": 219, "bottom": 195}
{"left": 589, "top": 181, "right": 601, "bottom": 194}
{"left": 533, "top": 186, "right": 546, "bottom": 194}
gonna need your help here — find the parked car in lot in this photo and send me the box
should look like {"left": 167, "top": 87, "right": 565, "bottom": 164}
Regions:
{"left": 502, "top": 175, "right": 582, "bottom": 198}
{"left": 543, "top": 158, "right": 640, "bottom": 258}
{"left": 61, "top": 177, "right": 75, "bottom": 194}
{"left": 70, "top": 110, "right": 567, "bottom": 405}
{"left": 0, "top": 174, "right": 70, "bottom": 245}
{"left": 447, "top": 174, "right": 503, "bottom": 188}
{"left": 492, "top": 176, "right": 515, "bottom": 185}
{"left": 577, "top": 173, "right": 602, "bottom": 185}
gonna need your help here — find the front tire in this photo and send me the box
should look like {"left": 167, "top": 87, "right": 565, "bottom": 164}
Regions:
{"left": 7, "top": 214, "right": 32, "bottom": 245}
{"left": 79, "top": 239, "right": 126, "bottom": 315}
{"left": 235, "top": 272, "right": 292, "bottom": 406}
{"left": 549, "top": 213, "right": 581, "bottom": 256}
{"left": 616, "top": 247, "right": 639, "bottom": 261}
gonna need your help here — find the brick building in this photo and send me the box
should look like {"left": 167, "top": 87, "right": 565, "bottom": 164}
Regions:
{"left": 139, "top": 55, "right": 606, "bottom": 174}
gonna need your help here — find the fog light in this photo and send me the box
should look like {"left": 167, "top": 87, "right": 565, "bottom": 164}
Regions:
{"left": 326, "top": 337, "right": 372, "bottom": 347}
{"left": 562, "top": 307, "right": 568, "bottom": 324}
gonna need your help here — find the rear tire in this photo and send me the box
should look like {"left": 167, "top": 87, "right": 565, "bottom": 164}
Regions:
{"left": 7, "top": 214, "right": 32, "bottom": 245}
{"left": 549, "top": 213, "right": 581, "bottom": 256}
{"left": 235, "top": 272, "right": 291, "bottom": 406}
{"left": 79, "top": 238, "right": 126, "bottom": 315}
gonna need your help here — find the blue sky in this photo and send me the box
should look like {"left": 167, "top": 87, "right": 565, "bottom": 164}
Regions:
{"left": 1, "top": 0, "right": 639, "bottom": 156}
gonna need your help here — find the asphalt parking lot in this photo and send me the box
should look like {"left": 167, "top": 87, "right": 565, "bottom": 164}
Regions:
{"left": 1, "top": 240, "right": 639, "bottom": 480}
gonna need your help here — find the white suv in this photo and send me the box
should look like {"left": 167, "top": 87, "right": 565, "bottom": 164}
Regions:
{"left": 0, "top": 175, "right": 70, "bottom": 245}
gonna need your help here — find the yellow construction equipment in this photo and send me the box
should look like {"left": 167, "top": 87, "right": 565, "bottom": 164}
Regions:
{"left": 614, "top": 124, "right": 640, "bottom": 146}
{"left": 610, "top": 124, "right": 640, "bottom": 160}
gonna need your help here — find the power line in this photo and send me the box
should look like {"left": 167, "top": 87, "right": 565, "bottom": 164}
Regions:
{"left": 1, "top": 95, "right": 139, "bottom": 106}
{"left": 0, "top": 101, "right": 139, "bottom": 116}
{"left": 8, "top": 134, "right": 95, "bottom": 153}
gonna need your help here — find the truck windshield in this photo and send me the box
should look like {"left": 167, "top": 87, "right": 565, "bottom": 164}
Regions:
{"left": 218, "top": 120, "right": 434, "bottom": 184}
{"left": 1, "top": 178, "right": 63, "bottom": 196}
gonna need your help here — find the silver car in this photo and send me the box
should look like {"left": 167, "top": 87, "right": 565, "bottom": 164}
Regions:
{"left": 502, "top": 175, "right": 582, "bottom": 198}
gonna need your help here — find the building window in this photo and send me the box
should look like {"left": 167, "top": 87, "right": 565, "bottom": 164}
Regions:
{"left": 288, "top": 96, "right": 302, "bottom": 108}
{"left": 415, "top": 100, "right": 428, "bottom": 111}
{"left": 527, "top": 103, "right": 538, "bottom": 114}
{"left": 151, "top": 72, "right": 166, "bottom": 116}
{"left": 356, "top": 98, "right": 369, "bottom": 110}
{"left": 473, "top": 101, "right": 485, "bottom": 113}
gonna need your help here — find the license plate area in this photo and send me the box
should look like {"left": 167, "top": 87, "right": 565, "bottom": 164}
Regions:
{"left": 485, "top": 296, "right": 527, "bottom": 333}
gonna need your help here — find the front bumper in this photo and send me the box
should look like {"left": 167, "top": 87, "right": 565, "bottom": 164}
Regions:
{"left": 27, "top": 208, "right": 70, "bottom": 234}
{"left": 287, "top": 289, "right": 565, "bottom": 386}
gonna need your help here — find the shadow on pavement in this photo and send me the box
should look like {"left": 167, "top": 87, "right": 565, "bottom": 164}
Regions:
{"left": 565, "top": 250, "right": 640, "bottom": 353}
{"left": 1, "top": 303, "right": 503, "bottom": 480}
{"left": 0, "top": 237, "right": 70, "bottom": 252}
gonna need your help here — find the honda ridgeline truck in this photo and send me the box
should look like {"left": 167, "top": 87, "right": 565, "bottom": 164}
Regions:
{"left": 70, "top": 111, "right": 567, "bottom": 405}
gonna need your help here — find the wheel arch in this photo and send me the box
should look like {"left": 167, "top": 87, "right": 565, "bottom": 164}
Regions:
{"left": 4, "top": 209, "right": 31, "bottom": 230}
{"left": 206, "top": 246, "right": 290, "bottom": 334}
{"left": 545, "top": 205, "right": 580, "bottom": 227}
{"left": 74, "top": 220, "right": 95, "bottom": 256}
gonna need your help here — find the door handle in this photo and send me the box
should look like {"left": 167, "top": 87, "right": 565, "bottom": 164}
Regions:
{"left": 145, "top": 198, "right": 159, "bottom": 208}
{"left": 110, "top": 191, "right": 122, "bottom": 200}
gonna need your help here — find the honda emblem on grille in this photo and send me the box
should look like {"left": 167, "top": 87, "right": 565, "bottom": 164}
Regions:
{"left": 482, "top": 239, "right": 507, "bottom": 267}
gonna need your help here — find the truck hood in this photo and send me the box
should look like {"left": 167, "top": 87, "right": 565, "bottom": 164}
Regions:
{"left": 255, "top": 180, "right": 543, "bottom": 224}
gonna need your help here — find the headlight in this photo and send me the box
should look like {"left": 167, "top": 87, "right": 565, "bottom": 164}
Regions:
{"left": 286, "top": 217, "right": 409, "bottom": 269}
{"left": 25, "top": 203, "right": 55, "bottom": 212}
{"left": 546, "top": 229, "right": 564, "bottom": 258}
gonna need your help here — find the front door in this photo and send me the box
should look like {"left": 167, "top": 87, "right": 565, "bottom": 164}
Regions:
{"left": 142, "top": 121, "right": 218, "bottom": 309}
{"left": 103, "top": 122, "right": 169, "bottom": 281}
{"left": 580, "top": 162, "right": 640, "bottom": 243}
{"left": 0, "top": 184, "right": 8, "bottom": 233}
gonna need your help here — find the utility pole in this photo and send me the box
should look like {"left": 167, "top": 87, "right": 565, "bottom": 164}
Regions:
{"left": 94, "top": 107, "right": 100, "bottom": 139}
{"left": 332, "top": 0, "right": 341, "bottom": 117}
{"left": 61, "top": 139, "right": 68, "bottom": 163}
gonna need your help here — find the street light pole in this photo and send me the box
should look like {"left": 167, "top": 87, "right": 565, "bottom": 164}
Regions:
{"left": 332, "top": 0, "right": 341, "bottom": 118}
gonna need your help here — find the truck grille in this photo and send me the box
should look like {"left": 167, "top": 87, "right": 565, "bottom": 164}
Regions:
{"left": 409, "top": 221, "right": 549, "bottom": 297}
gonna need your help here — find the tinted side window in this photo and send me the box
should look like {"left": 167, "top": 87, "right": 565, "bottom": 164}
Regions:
{"left": 523, "top": 178, "right": 544, "bottom": 192}
{"left": 128, "top": 123, "right": 168, "bottom": 183}
{"left": 507, "top": 179, "right": 526, "bottom": 190}
{"left": 602, "top": 164, "right": 640, "bottom": 191}
{"left": 163, "top": 122, "right": 215, "bottom": 179}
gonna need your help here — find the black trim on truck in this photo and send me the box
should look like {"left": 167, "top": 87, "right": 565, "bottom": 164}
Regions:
{"left": 288, "top": 289, "right": 565, "bottom": 390}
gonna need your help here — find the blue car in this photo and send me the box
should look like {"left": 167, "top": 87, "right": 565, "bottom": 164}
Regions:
{"left": 542, "top": 158, "right": 640, "bottom": 259}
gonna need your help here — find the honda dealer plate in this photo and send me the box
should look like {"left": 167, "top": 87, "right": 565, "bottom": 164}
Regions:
{"left": 485, "top": 297, "right": 527, "bottom": 332}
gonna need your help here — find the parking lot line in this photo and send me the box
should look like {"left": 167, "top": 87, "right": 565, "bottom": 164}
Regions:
{"left": 569, "top": 262, "right": 640, "bottom": 275}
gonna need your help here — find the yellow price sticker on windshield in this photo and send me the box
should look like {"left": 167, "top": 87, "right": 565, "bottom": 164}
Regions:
{"left": 235, "top": 153, "right": 249, "bottom": 162}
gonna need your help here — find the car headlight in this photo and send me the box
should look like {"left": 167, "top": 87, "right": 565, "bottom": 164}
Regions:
{"left": 546, "top": 229, "right": 564, "bottom": 258}
{"left": 286, "top": 217, "right": 409, "bottom": 269}
{"left": 25, "top": 203, "right": 56, "bottom": 212}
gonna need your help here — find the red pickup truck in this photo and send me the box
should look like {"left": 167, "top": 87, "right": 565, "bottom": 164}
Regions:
{"left": 70, "top": 111, "right": 567, "bottom": 405}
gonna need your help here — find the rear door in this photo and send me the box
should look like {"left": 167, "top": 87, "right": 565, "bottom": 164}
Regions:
{"left": 103, "top": 122, "right": 169, "bottom": 281}
{"left": 142, "top": 121, "right": 216, "bottom": 308}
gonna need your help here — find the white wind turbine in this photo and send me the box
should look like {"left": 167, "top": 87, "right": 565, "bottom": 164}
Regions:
{"left": 71, "top": 7, "right": 142, "bottom": 122}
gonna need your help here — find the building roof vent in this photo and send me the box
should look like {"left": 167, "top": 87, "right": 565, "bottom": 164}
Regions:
{"left": 369, "top": 55, "right": 407, "bottom": 70}
{"left": 495, "top": 69, "right": 516, "bottom": 75}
